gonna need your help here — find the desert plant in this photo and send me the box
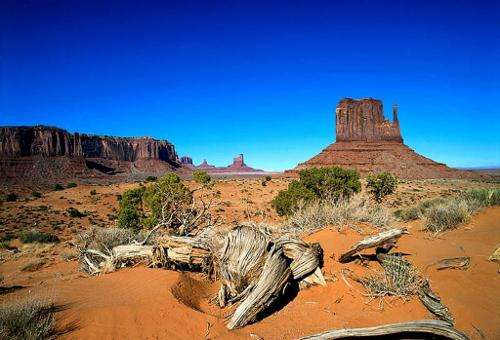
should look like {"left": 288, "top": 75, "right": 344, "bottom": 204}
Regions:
{"left": 265, "top": 175, "right": 272, "bottom": 182}
{"left": 20, "top": 231, "right": 59, "bottom": 244}
{"left": 31, "top": 191, "right": 42, "bottom": 198}
{"left": 66, "top": 182, "right": 77, "bottom": 188}
{"left": 4, "top": 193, "right": 18, "bottom": 202}
{"left": 52, "top": 184, "right": 64, "bottom": 191}
{"left": 193, "top": 170, "right": 211, "bottom": 186}
{"left": 90, "top": 189, "right": 97, "bottom": 195}
{"left": 66, "top": 207, "right": 87, "bottom": 218}
{"left": 21, "top": 259, "right": 47, "bottom": 272}
{"left": 423, "top": 198, "right": 473, "bottom": 233}
{"left": 366, "top": 172, "right": 397, "bottom": 202}
{"left": 145, "top": 175, "right": 157, "bottom": 182}
{"left": 0, "top": 298, "right": 59, "bottom": 340}
{"left": 461, "top": 188, "right": 500, "bottom": 206}
{"left": 298, "top": 167, "right": 361, "bottom": 200}
{"left": 117, "top": 187, "right": 146, "bottom": 231}
{"left": 272, "top": 180, "right": 316, "bottom": 216}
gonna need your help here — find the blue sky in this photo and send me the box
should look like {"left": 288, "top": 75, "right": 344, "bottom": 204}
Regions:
{"left": 1, "top": 0, "right": 499, "bottom": 171}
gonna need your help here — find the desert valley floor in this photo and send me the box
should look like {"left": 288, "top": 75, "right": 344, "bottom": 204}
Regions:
{"left": 0, "top": 177, "right": 499, "bottom": 339}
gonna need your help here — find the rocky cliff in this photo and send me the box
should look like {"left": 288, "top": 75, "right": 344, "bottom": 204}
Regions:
{"left": 295, "top": 98, "right": 477, "bottom": 179}
{"left": 0, "top": 126, "right": 182, "bottom": 188}
{"left": 0, "top": 126, "right": 180, "bottom": 164}
{"left": 336, "top": 98, "right": 402, "bottom": 143}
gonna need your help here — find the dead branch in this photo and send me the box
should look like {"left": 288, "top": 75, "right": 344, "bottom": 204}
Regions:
{"left": 338, "top": 228, "right": 408, "bottom": 263}
{"left": 435, "top": 257, "right": 470, "bottom": 270}
{"left": 300, "top": 319, "right": 468, "bottom": 340}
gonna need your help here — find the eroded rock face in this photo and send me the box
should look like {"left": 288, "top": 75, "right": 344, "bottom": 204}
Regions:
{"left": 336, "top": 98, "right": 402, "bottom": 143}
{"left": 294, "top": 98, "right": 477, "bottom": 179}
{"left": 0, "top": 126, "right": 179, "bottom": 164}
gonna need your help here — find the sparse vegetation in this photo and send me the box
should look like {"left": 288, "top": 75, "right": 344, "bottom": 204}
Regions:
{"left": 286, "top": 194, "right": 392, "bottom": 232}
{"left": 21, "top": 259, "right": 47, "bottom": 272}
{"left": 272, "top": 167, "right": 361, "bottom": 216}
{"left": 52, "top": 184, "right": 64, "bottom": 191}
{"left": 90, "top": 189, "right": 97, "bottom": 195}
{"left": 4, "top": 193, "right": 18, "bottom": 202}
{"left": 366, "top": 172, "right": 397, "bottom": 202}
{"left": 66, "top": 182, "right": 77, "bottom": 188}
{"left": 20, "top": 231, "right": 59, "bottom": 244}
{"left": 66, "top": 207, "right": 87, "bottom": 218}
{"left": 31, "top": 191, "right": 42, "bottom": 198}
{"left": 0, "top": 298, "right": 59, "bottom": 340}
{"left": 193, "top": 170, "right": 211, "bottom": 186}
{"left": 145, "top": 176, "right": 157, "bottom": 182}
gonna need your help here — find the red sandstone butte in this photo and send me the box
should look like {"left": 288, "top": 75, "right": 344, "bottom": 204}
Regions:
{"left": 294, "top": 98, "right": 478, "bottom": 179}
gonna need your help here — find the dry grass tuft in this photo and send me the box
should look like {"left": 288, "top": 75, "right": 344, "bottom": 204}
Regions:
{"left": 0, "top": 298, "right": 60, "bottom": 340}
{"left": 285, "top": 194, "right": 392, "bottom": 233}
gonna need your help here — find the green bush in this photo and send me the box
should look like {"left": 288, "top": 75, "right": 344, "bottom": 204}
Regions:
{"left": 4, "top": 193, "right": 18, "bottom": 202}
{"left": 52, "top": 184, "right": 64, "bottom": 191}
{"left": 366, "top": 172, "right": 397, "bottom": 202}
{"left": 461, "top": 188, "right": 500, "bottom": 206}
{"left": 144, "top": 173, "right": 192, "bottom": 228}
{"left": 272, "top": 167, "right": 361, "bottom": 216}
{"left": 31, "top": 191, "right": 42, "bottom": 198}
{"left": 20, "top": 231, "right": 59, "bottom": 244}
{"left": 193, "top": 170, "right": 211, "bottom": 186}
{"left": 66, "top": 207, "right": 87, "bottom": 218}
{"left": 117, "top": 187, "right": 145, "bottom": 231}
{"left": 272, "top": 180, "right": 316, "bottom": 216}
{"left": 66, "top": 182, "right": 77, "bottom": 188}
{"left": 145, "top": 176, "right": 157, "bottom": 182}
{"left": 298, "top": 167, "right": 361, "bottom": 200}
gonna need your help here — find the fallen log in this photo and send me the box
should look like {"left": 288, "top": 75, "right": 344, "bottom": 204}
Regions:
{"left": 418, "top": 280, "right": 454, "bottom": 325}
{"left": 436, "top": 257, "right": 470, "bottom": 270}
{"left": 300, "top": 319, "right": 469, "bottom": 340}
{"left": 338, "top": 228, "right": 408, "bottom": 263}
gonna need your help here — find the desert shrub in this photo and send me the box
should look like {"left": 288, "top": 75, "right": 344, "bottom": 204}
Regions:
{"left": 193, "top": 170, "right": 211, "bottom": 186}
{"left": 117, "top": 186, "right": 146, "bottom": 230}
{"left": 394, "top": 207, "right": 421, "bottom": 221}
{"left": 21, "top": 259, "right": 47, "bottom": 272}
{"left": 0, "top": 298, "right": 59, "bottom": 340}
{"left": 366, "top": 172, "right": 397, "bottom": 202}
{"left": 265, "top": 175, "right": 272, "bottom": 182}
{"left": 272, "top": 180, "right": 316, "bottom": 216}
{"left": 423, "top": 198, "right": 474, "bottom": 233}
{"left": 145, "top": 176, "right": 157, "bottom": 182}
{"left": 66, "top": 207, "right": 87, "bottom": 218}
{"left": 273, "top": 167, "right": 361, "bottom": 216}
{"left": 286, "top": 193, "right": 392, "bottom": 231}
{"left": 20, "top": 231, "right": 59, "bottom": 244}
{"left": 3, "top": 193, "right": 18, "bottom": 202}
{"left": 90, "top": 189, "right": 97, "bottom": 195}
{"left": 143, "top": 172, "right": 192, "bottom": 228}
{"left": 77, "top": 227, "right": 136, "bottom": 255}
{"left": 298, "top": 167, "right": 361, "bottom": 200}
{"left": 52, "top": 184, "right": 64, "bottom": 191}
{"left": 461, "top": 188, "right": 500, "bottom": 206}
{"left": 66, "top": 182, "right": 77, "bottom": 188}
{"left": 31, "top": 191, "right": 42, "bottom": 198}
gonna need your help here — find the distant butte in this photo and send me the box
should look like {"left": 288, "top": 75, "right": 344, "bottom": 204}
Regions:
{"left": 181, "top": 154, "right": 263, "bottom": 174}
{"left": 294, "top": 98, "right": 478, "bottom": 179}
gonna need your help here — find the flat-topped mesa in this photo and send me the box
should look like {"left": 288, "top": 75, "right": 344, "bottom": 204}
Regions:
{"left": 336, "top": 98, "right": 402, "bottom": 143}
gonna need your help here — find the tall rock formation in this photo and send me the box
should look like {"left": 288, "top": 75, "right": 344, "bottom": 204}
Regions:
{"left": 0, "top": 125, "right": 181, "bottom": 187}
{"left": 294, "top": 98, "right": 476, "bottom": 179}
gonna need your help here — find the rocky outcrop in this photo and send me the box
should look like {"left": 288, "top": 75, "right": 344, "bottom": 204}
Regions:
{"left": 336, "top": 98, "right": 402, "bottom": 143}
{"left": 0, "top": 125, "right": 182, "bottom": 188}
{"left": 0, "top": 126, "right": 179, "bottom": 165}
{"left": 180, "top": 156, "right": 194, "bottom": 167}
{"left": 189, "top": 154, "right": 262, "bottom": 173}
{"left": 295, "top": 98, "right": 477, "bottom": 179}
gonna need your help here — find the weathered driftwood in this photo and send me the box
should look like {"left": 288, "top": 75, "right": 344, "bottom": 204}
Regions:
{"left": 488, "top": 246, "right": 500, "bottom": 262}
{"left": 436, "top": 257, "right": 470, "bottom": 270}
{"left": 82, "top": 244, "right": 153, "bottom": 274}
{"left": 418, "top": 280, "right": 454, "bottom": 325}
{"left": 300, "top": 319, "right": 469, "bottom": 340}
{"left": 227, "top": 244, "right": 291, "bottom": 329}
{"left": 153, "top": 234, "right": 211, "bottom": 268}
{"left": 338, "top": 228, "right": 408, "bottom": 263}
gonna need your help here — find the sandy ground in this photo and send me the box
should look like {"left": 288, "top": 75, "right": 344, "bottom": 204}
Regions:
{"left": 1, "top": 177, "right": 499, "bottom": 339}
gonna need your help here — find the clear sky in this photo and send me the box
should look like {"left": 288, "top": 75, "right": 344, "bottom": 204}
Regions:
{"left": 1, "top": 0, "right": 499, "bottom": 171}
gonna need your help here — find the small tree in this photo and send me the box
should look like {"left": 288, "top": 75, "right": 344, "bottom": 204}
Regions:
{"left": 193, "top": 170, "right": 212, "bottom": 187}
{"left": 117, "top": 187, "right": 146, "bottom": 231}
{"left": 366, "top": 172, "right": 397, "bottom": 203}
{"left": 298, "top": 167, "right": 361, "bottom": 200}
{"left": 272, "top": 180, "right": 316, "bottom": 216}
